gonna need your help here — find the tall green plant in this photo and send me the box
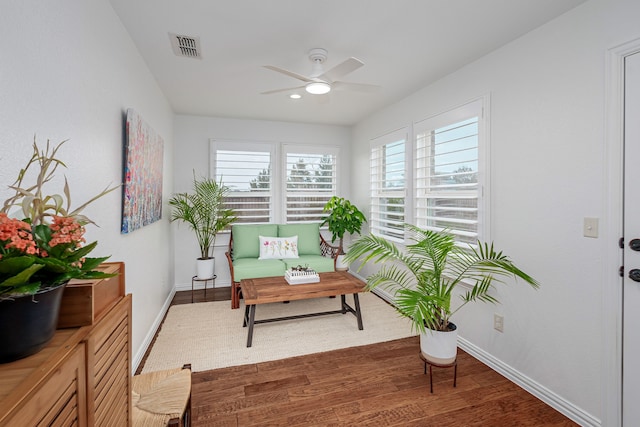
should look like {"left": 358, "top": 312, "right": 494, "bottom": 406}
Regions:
{"left": 321, "top": 196, "right": 366, "bottom": 255}
{"left": 345, "top": 225, "right": 539, "bottom": 333}
{"left": 169, "top": 175, "right": 236, "bottom": 259}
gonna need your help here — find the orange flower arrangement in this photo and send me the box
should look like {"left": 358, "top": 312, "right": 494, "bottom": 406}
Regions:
{"left": 0, "top": 139, "right": 119, "bottom": 298}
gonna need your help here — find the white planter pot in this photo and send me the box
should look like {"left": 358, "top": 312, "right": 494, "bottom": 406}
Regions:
{"left": 196, "top": 257, "right": 215, "bottom": 279}
{"left": 335, "top": 254, "right": 349, "bottom": 271}
{"left": 420, "top": 322, "right": 458, "bottom": 364}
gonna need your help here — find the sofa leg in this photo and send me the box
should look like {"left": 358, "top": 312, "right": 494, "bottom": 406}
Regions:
{"left": 231, "top": 282, "right": 241, "bottom": 309}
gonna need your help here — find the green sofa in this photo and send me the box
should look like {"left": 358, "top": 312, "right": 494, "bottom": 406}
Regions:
{"left": 225, "top": 223, "right": 338, "bottom": 308}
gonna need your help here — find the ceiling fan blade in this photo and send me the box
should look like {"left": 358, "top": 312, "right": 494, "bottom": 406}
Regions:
{"left": 263, "top": 65, "right": 313, "bottom": 83}
{"left": 260, "top": 85, "right": 305, "bottom": 95}
{"left": 320, "top": 57, "right": 364, "bottom": 82}
{"left": 332, "top": 81, "right": 380, "bottom": 92}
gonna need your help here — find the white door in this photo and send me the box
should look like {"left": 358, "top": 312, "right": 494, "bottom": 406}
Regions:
{"left": 623, "top": 51, "right": 640, "bottom": 426}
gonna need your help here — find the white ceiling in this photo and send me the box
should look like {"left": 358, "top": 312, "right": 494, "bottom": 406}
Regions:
{"left": 108, "top": 0, "right": 586, "bottom": 126}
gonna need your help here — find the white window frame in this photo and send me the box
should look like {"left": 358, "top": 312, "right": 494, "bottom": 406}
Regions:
{"left": 369, "top": 128, "right": 409, "bottom": 242}
{"left": 413, "top": 98, "right": 489, "bottom": 244}
{"left": 282, "top": 144, "right": 340, "bottom": 223}
{"left": 211, "top": 140, "right": 277, "bottom": 223}
{"left": 210, "top": 139, "right": 340, "bottom": 224}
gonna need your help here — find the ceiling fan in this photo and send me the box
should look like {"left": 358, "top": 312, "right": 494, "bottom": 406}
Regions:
{"left": 261, "top": 48, "right": 379, "bottom": 96}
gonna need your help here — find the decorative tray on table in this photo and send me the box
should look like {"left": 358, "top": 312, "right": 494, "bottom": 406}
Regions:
{"left": 285, "top": 267, "right": 320, "bottom": 285}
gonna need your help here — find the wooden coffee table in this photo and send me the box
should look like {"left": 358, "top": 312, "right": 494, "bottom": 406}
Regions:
{"left": 240, "top": 271, "right": 366, "bottom": 347}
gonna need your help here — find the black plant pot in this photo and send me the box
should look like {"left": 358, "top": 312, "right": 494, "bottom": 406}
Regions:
{"left": 0, "top": 283, "right": 67, "bottom": 363}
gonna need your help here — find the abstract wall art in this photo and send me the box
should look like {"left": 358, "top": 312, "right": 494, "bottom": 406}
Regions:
{"left": 121, "top": 108, "right": 164, "bottom": 234}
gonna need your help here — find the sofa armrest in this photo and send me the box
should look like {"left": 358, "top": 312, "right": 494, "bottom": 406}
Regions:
{"left": 226, "top": 232, "right": 242, "bottom": 309}
{"left": 225, "top": 250, "right": 234, "bottom": 282}
{"left": 320, "top": 234, "right": 339, "bottom": 270}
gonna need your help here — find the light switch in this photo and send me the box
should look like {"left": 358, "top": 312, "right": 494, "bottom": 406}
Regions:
{"left": 584, "top": 217, "right": 599, "bottom": 238}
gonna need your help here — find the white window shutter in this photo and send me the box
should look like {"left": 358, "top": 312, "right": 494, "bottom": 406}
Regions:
{"left": 370, "top": 129, "right": 407, "bottom": 242}
{"left": 414, "top": 100, "right": 482, "bottom": 244}
{"left": 213, "top": 144, "right": 274, "bottom": 223}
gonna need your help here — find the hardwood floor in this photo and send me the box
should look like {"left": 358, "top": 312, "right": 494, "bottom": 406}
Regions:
{"left": 144, "top": 289, "right": 579, "bottom": 426}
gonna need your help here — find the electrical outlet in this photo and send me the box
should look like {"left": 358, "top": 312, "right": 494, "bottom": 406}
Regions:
{"left": 494, "top": 313, "right": 504, "bottom": 333}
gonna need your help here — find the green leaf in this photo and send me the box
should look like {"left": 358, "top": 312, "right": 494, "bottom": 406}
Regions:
{"left": 2, "top": 281, "right": 42, "bottom": 296}
{"left": 64, "top": 241, "right": 98, "bottom": 262}
{"left": 79, "top": 256, "right": 111, "bottom": 272}
{"left": 346, "top": 224, "right": 539, "bottom": 332}
{"left": 0, "top": 256, "right": 37, "bottom": 275}
{"left": 169, "top": 173, "right": 236, "bottom": 259}
{"left": 321, "top": 196, "right": 366, "bottom": 253}
{"left": 0, "top": 263, "right": 44, "bottom": 287}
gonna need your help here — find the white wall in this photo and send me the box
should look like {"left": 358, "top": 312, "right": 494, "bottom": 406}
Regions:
{"left": 351, "top": 0, "right": 639, "bottom": 424}
{"left": 172, "top": 115, "right": 351, "bottom": 289}
{"left": 5, "top": 0, "right": 635, "bottom": 422}
{"left": 0, "top": 0, "right": 175, "bottom": 370}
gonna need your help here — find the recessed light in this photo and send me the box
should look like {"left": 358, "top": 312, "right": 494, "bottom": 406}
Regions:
{"left": 289, "top": 93, "right": 302, "bottom": 99}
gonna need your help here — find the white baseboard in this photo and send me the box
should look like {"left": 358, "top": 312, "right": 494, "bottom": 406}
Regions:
{"left": 350, "top": 267, "right": 600, "bottom": 426}
{"left": 131, "top": 288, "right": 176, "bottom": 373}
{"left": 458, "top": 337, "right": 601, "bottom": 427}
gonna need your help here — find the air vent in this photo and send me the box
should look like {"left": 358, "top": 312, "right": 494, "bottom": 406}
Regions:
{"left": 169, "top": 33, "right": 202, "bottom": 59}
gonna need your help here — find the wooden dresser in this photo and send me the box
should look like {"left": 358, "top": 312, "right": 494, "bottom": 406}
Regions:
{"left": 0, "top": 265, "right": 132, "bottom": 426}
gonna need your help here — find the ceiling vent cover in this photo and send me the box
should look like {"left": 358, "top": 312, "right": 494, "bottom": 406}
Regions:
{"left": 169, "top": 33, "right": 202, "bottom": 59}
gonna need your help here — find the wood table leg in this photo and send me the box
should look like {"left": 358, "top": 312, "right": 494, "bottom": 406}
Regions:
{"left": 353, "top": 293, "right": 363, "bottom": 330}
{"left": 243, "top": 304, "right": 249, "bottom": 327}
{"left": 246, "top": 305, "right": 256, "bottom": 347}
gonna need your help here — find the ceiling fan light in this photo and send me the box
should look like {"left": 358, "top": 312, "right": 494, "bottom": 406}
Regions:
{"left": 305, "top": 81, "right": 331, "bottom": 95}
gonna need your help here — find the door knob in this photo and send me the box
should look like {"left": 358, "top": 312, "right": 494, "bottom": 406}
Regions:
{"left": 630, "top": 239, "right": 640, "bottom": 251}
{"left": 629, "top": 269, "right": 640, "bottom": 282}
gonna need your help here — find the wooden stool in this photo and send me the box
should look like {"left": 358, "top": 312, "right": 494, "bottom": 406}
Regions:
{"left": 132, "top": 364, "right": 192, "bottom": 426}
{"left": 419, "top": 352, "right": 457, "bottom": 393}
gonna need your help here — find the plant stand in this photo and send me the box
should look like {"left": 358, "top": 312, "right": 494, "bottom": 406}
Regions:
{"left": 191, "top": 275, "right": 217, "bottom": 303}
{"left": 419, "top": 352, "right": 457, "bottom": 393}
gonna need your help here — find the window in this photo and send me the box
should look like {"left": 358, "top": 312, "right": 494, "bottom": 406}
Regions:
{"left": 212, "top": 140, "right": 339, "bottom": 224}
{"left": 370, "top": 129, "right": 407, "bottom": 242}
{"left": 283, "top": 145, "right": 338, "bottom": 223}
{"left": 414, "top": 100, "right": 484, "bottom": 245}
{"left": 213, "top": 143, "right": 274, "bottom": 223}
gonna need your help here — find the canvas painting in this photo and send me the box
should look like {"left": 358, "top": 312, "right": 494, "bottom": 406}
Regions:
{"left": 122, "top": 108, "right": 164, "bottom": 234}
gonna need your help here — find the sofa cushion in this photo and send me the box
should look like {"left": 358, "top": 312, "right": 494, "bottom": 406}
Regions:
{"left": 232, "top": 258, "right": 286, "bottom": 281}
{"left": 278, "top": 223, "right": 321, "bottom": 256}
{"left": 232, "top": 224, "right": 278, "bottom": 259}
{"left": 259, "top": 235, "right": 299, "bottom": 259}
{"left": 283, "top": 255, "right": 334, "bottom": 274}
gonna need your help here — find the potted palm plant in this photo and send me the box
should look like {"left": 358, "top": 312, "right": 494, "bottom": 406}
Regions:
{"left": 169, "top": 174, "right": 236, "bottom": 279}
{"left": 345, "top": 224, "right": 539, "bottom": 363}
{"left": 321, "top": 196, "right": 367, "bottom": 271}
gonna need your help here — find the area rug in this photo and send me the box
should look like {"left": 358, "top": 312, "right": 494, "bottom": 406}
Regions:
{"left": 142, "top": 292, "right": 415, "bottom": 373}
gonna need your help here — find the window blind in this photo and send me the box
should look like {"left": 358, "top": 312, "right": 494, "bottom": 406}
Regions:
{"left": 370, "top": 129, "right": 407, "bottom": 242}
{"left": 214, "top": 147, "right": 273, "bottom": 223}
{"left": 414, "top": 101, "right": 482, "bottom": 245}
{"left": 212, "top": 141, "right": 340, "bottom": 224}
{"left": 284, "top": 149, "right": 338, "bottom": 223}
